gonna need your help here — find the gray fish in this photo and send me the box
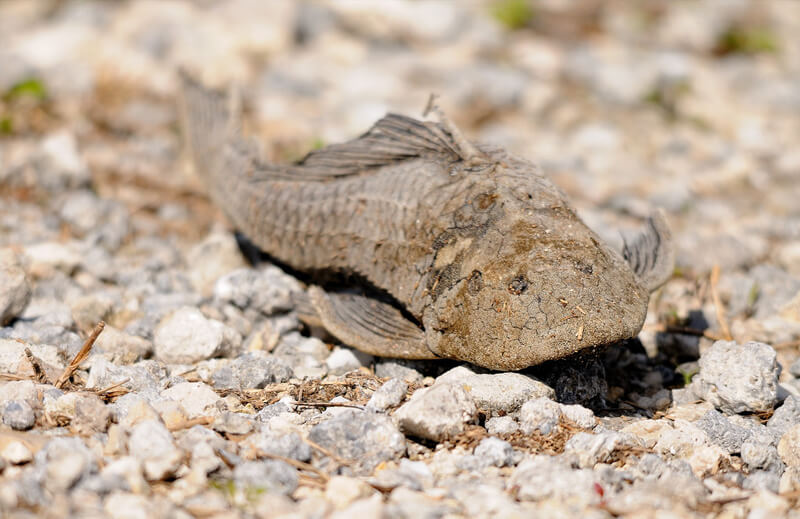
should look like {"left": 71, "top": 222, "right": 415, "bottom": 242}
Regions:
{"left": 179, "top": 75, "right": 674, "bottom": 371}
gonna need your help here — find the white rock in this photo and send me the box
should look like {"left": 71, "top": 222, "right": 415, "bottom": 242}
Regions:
{"left": 0, "top": 248, "right": 30, "bottom": 325}
{"left": 697, "top": 340, "right": 779, "bottom": 414}
{"left": 435, "top": 366, "right": 554, "bottom": 415}
{"left": 394, "top": 383, "right": 477, "bottom": 442}
{"left": 160, "top": 382, "right": 220, "bottom": 419}
{"left": 127, "top": 419, "right": 183, "bottom": 481}
{"left": 154, "top": 307, "right": 240, "bottom": 364}
{"left": 186, "top": 232, "right": 246, "bottom": 296}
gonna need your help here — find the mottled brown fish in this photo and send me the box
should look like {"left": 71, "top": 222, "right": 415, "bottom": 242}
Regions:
{"left": 179, "top": 75, "right": 674, "bottom": 371}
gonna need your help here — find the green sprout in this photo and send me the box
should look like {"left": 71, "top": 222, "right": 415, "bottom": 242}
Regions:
{"left": 491, "top": 0, "right": 533, "bottom": 31}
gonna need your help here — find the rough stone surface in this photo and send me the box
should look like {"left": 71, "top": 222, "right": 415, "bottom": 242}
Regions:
{"left": 435, "top": 366, "right": 554, "bottom": 415}
{"left": 232, "top": 460, "right": 299, "bottom": 495}
{"left": 308, "top": 410, "right": 406, "bottom": 475}
{"left": 366, "top": 378, "right": 408, "bottom": 411}
{"left": 778, "top": 425, "right": 800, "bottom": 468}
{"left": 697, "top": 340, "right": 780, "bottom": 414}
{"left": 210, "top": 351, "right": 293, "bottom": 389}
{"left": 154, "top": 307, "right": 241, "bottom": 364}
{"left": 0, "top": 248, "right": 31, "bottom": 325}
{"left": 394, "top": 382, "right": 478, "bottom": 441}
{"left": 2, "top": 400, "right": 35, "bottom": 430}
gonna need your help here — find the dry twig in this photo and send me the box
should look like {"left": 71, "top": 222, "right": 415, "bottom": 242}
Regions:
{"left": 24, "top": 348, "right": 50, "bottom": 384}
{"left": 55, "top": 321, "right": 105, "bottom": 389}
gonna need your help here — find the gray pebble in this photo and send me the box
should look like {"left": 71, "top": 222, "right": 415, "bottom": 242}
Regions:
{"left": 245, "top": 431, "right": 311, "bottom": 462}
{"left": 518, "top": 397, "right": 561, "bottom": 435}
{"left": 0, "top": 248, "right": 31, "bottom": 325}
{"left": 37, "top": 437, "right": 97, "bottom": 493}
{"left": 790, "top": 358, "right": 800, "bottom": 378}
{"left": 212, "top": 411, "right": 254, "bottom": 435}
{"left": 741, "top": 438, "right": 784, "bottom": 473}
{"left": 326, "top": 347, "right": 369, "bottom": 376}
{"left": 742, "top": 470, "right": 781, "bottom": 493}
{"left": 435, "top": 366, "right": 554, "bottom": 416}
{"left": 308, "top": 409, "right": 406, "bottom": 475}
{"left": 154, "top": 306, "right": 241, "bottom": 364}
{"left": 485, "top": 415, "right": 519, "bottom": 436}
{"left": 186, "top": 232, "right": 247, "bottom": 296}
{"left": 127, "top": 419, "right": 183, "bottom": 481}
{"left": 256, "top": 399, "right": 295, "bottom": 423}
{"left": 210, "top": 352, "right": 293, "bottom": 390}
{"left": 213, "top": 265, "right": 301, "bottom": 315}
{"left": 394, "top": 383, "right": 477, "bottom": 442}
{"left": 697, "top": 340, "right": 779, "bottom": 414}
{"left": 768, "top": 395, "right": 800, "bottom": 436}
{"left": 2, "top": 400, "right": 35, "bottom": 430}
{"left": 693, "top": 409, "right": 752, "bottom": 454}
{"left": 564, "top": 431, "right": 640, "bottom": 468}
{"left": 510, "top": 455, "right": 600, "bottom": 504}
{"left": 91, "top": 325, "right": 152, "bottom": 365}
{"left": 375, "top": 360, "right": 424, "bottom": 383}
{"left": 367, "top": 378, "right": 407, "bottom": 411}
{"left": 474, "top": 437, "right": 515, "bottom": 467}
{"left": 232, "top": 460, "right": 298, "bottom": 496}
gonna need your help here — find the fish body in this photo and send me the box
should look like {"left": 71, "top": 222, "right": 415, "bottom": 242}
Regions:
{"left": 180, "top": 76, "right": 673, "bottom": 371}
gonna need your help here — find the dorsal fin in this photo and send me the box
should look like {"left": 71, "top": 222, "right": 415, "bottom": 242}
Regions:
{"left": 284, "top": 113, "right": 469, "bottom": 180}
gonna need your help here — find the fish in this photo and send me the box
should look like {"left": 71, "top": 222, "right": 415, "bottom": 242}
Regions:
{"left": 178, "top": 74, "right": 674, "bottom": 371}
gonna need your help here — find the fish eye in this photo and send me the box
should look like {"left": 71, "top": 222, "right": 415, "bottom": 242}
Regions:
{"left": 508, "top": 275, "right": 528, "bottom": 295}
{"left": 467, "top": 270, "right": 483, "bottom": 294}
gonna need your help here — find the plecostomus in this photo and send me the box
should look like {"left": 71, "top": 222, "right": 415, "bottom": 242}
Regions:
{"left": 179, "top": 75, "right": 674, "bottom": 371}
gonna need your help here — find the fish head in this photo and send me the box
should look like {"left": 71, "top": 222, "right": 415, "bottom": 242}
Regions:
{"left": 421, "top": 165, "right": 650, "bottom": 371}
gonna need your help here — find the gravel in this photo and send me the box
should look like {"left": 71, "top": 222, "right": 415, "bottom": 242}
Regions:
{"left": 696, "top": 340, "right": 780, "bottom": 414}
{"left": 394, "top": 382, "right": 478, "bottom": 441}
{"left": 0, "top": 248, "right": 31, "bottom": 325}
{"left": 154, "top": 306, "right": 241, "bottom": 364}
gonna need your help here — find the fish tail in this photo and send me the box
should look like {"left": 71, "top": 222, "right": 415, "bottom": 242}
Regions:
{"left": 177, "top": 70, "right": 240, "bottom": 182}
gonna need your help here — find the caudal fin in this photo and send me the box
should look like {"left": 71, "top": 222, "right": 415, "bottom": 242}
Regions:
{"left": 177, "top": 71, "right": 240, "bottom": 181}
{"left": 622, "top": 209, "right": 675, "bottom": 292}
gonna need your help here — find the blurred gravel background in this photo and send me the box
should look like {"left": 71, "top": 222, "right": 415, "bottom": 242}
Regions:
{"left": 1, "top": 1, "right": 800, "bottom": 517}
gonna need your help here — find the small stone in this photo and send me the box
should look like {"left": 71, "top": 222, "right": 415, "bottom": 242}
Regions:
{"left": 518, "top": 397, "right": 562, "bottom": 435}
{"left": 38, "top": 437, "right": 97, "bottom": 492}
{"left": 127, "top": 419, "right": 183, "bottom": 481}
{"left": 213, "top": 265, "right": 301, "bottom": 314}
{"left": 243, "top": 431, "right": 311, "bottom": 462}
{"left": 694, "top": 409, "right": 752, "bottom": 454}
{"left": 70, "top": 293, "right": 114, "bottom": 333}
{"left": 187, "top": 232, "right": 247, "bottom": 296}
{"left": 768, "top": 395, "right": 800, "bottom": 436}
{"left": 23, "top": 241, "right": 82, "bottom": 277}
{"left": 210, "top": 351, "right": 293, "bottom": 389}
{"left": 92, "top": 325, "right": 153, "bottom": 365}
{"left": 394, "top": 383, "right": 477, "bottom": 442}
{"left": 510, "top": 455, "right": 600, "bottom": 504}
{"left": 743, "top": 471, "right": 781, "bottom": 493}
{"left": 435, "top": 366, "right": 554, "bottom": 415}
{"left": 742, "top": 438, "right": 784, "bottom": 473}
{"left": 326, "top": 347, "right": 366, "bottom": 375}
{"left": 0, "top": 248, "right": 31, "bottom": 325}
{"left": 308, "top": 409, "right": 406, "bottom": 475}
{"left": 474, "top": 437, "right": 515, "bottom": 467}
{"left": 559, "top": 403, "right": 597, "bottom": 429}
{"left": 325, "top": 476, "right": 377, "bottom": 509}
{"left": 697, "top": 340, "right": 779, "bottom": 414}
{"left": 2, "top": 440, "right": 33, "bottom": 465}
{"left": 330, "top": 495, "right": 384, "bottom": 519}
{"left": 375, "top": 360, "right": 424, "bottom": 383}
{"left": 233, "top": 460, "right": 298, "bottom": 496}
{"left": 778, "top": 425, "right": 800, "bottom": 468}
{"left": 212, "top": 411, "right": 254, "bottom": 435}
{"left": 564, "top": 431, "right": 641, "bottom": 468}
{"left": 485, "top": 415, "right": 519, "bottom": 436}
{"left": 1, "top": 400, "right": 35, "bottom": 431}
{"left": 367, "top": 378, "right": 408, "bottom": 411}
{"left": 385, "top": 487, "right": 453, "bottom": 518}
{"left": 154, "top": 307, "right": 241, "bottom": 364}
{"left": 160, "top": 382, "right": 220, "bottom": 419}
{"left": 104, "top": 492, "right": 154, "bottom": 519}
{"left": 72, "top": 392, "right": 112, "bottom": 434}
{"left": 37, "top": 131, "right": 90, "bottom": 191}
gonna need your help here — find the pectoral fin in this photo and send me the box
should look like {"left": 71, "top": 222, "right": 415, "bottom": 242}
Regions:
{"left": 622, "top": 209, "right": 675, "bottom": 292}
{"left": 307, "top": 287, "right": 438, "bottom": 359}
